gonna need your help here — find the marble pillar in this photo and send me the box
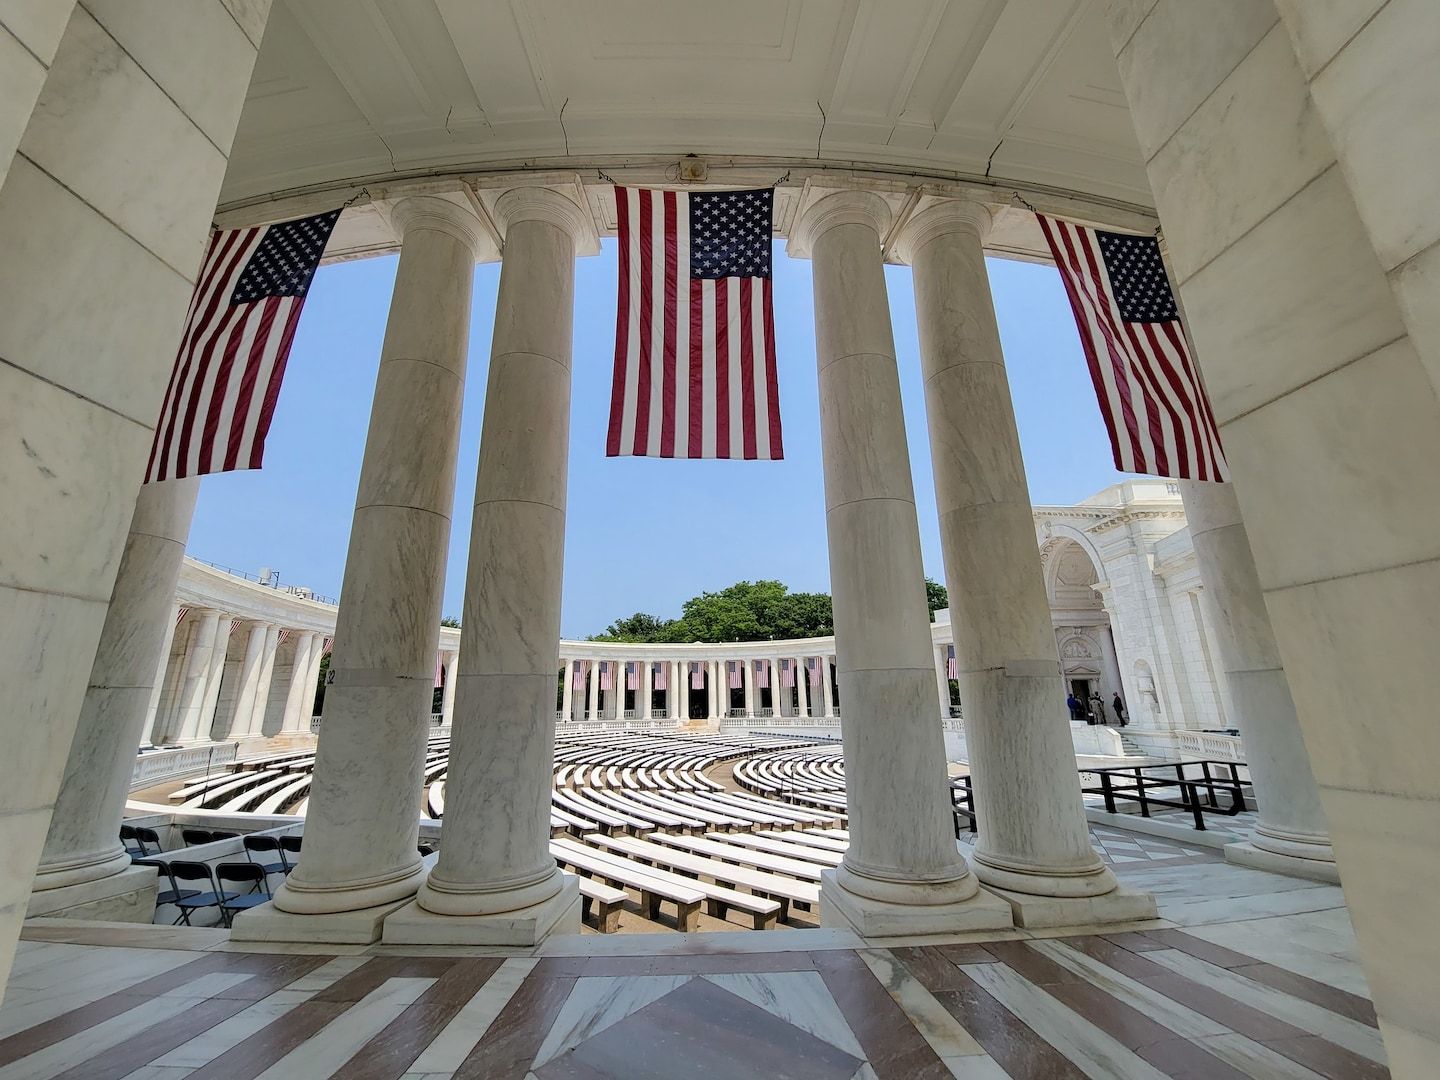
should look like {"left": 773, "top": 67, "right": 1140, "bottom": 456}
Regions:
{"left": 241, "top": 196, "right": 485, "bottom": 940}
{"left": 174, "top": 610, "right": 221, "bottom": 744}
{"left": 227, "top": 621, "right": 270, "bottom": 741}
{"left": 31, "top": 477, "right": 200, "bottom": 916}
{"left": 796, "top": 657, "right": 811, "bottom": 719}
{"left": 672, "top": 660, "right": 684, "bottom": 720}
{"left": 897, "top": 202, "right": 1150, "bottom": 927}
{"left": 821, "top": 657, "right": 835, "bottom": 718}
{"left": 199, "top": 619, "right": 233, "bottom": 740}
{"left": 770, "top": 657, "right": 785, "bottom": 716}
{"left": 302, "top": 637, "right": 327, "bottom": 724}
{"left": 1181, "top": 480, "right": 1335, "bottom": 880}
{"left": 442, "top": 651, "right": 460, "bottom": 727}
{"left": 742, "top": 660, "right": 755, "bottom": 718}
{"left": 586, "top": 662, "right": 599, "bottom": 721}
{"left": 142, "top": 606, "right": 183, "bottom": 742}
{"left": 641, "top": 660, "right": 653, "bottom": 719}
{"left": 390, "top": 186, "right": 590, "bottom": 944}
{"left": 280, "top": 631, "right": 317, "bottom": 734}
{"left": 935, "top": 644, "right": 952, "bottom": 719}
{"left": 246, "top": 626, "right": 280, "bottom": 738}
{"left": 790, "top": 190, "right": 1007, "bottom": 935}
{"left": 560, "top": 660, "right": 574, "bottom": 722}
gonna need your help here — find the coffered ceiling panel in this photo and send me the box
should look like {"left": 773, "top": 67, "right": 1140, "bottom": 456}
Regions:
{"left": 222, "top": 0, "right": 1152, "bottom": 212}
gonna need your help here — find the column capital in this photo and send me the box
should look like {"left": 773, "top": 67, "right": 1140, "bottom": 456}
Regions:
{"left": 493, "top": 186, "right": 598, "bottom": 254}
{"left": 787, "top": 189, "right": 892, "bottom": 259}
{"left": 389, "top": 195, "right": 488, "bottom": 257}
{"left": 890, "top": 200, "right": 994, "bottom": 265}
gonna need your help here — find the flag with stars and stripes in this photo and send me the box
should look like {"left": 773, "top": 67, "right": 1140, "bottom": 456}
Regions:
{"left": 947, "top": 645, "right": 958, "bottom": 680}
{"left": 626, "top": 662, "right": 640, "bottom": 691}
{"left": 690, "top": 662, "right": 705, "bottom": 690}
{"left": 1037, "top": 215, "right": 1228, "bottom": 482}
{"left": 144, "top": 209, "right": 341, "bottom": 483}
{"left": 755, "top": 660, "right": 769, "bottom": 689}
{"left": 607, "top": 186, "right": 783, "bottom": 460}
{"left": 653, "top": 662, "right": 668, "bottom": 691}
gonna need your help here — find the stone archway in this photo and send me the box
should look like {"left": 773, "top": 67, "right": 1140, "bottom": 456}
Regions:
{"left": 1043, "top": 537, "right": 1123, "bottom": 723}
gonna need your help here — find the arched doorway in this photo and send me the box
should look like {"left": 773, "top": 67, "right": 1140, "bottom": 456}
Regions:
{"left": 1044, "top": 538, "right": 1123, "bottom": 724}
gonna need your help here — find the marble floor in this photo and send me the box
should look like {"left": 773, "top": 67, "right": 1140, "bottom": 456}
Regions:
{"left": 0, "top": 844, "right": 1386, "bottom": 1079}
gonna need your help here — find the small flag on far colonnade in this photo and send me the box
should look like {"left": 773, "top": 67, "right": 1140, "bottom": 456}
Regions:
{"left": 573, "top": 660, "right": 588, "bottom": 688}
{"left": 322, "top": 637, "right": 334, "bottom": 655}
{"left": 653, "top": 662, "right": 668, "bottom": 691}
{"left": 781, "top": 658, "right": 795, "bottom": 687}
{"left": 807, "top": 657, "right": 822, "bottom": 686}
{"left": 599, "top": 661, "right": 615, "bottom": 691}
{"left": 144, "top": 209, "right": 342, "bottom": 483}
{"left": 626, "top": 662, "right": 640, "bottom": 691}
{"left": 1036, "top": 214, "right": 1228, "bottom": 482}
{"left": 607, "top": 186, "right": 783, "bottom": 460}
{"left": 727, "top": 661, "right": 743, "bottom": 689}
{"left": 175, "top": 606, "right": 190, "bottom": 627}
{"left": 690, "top": 662, "right": 705, "bottom": 689}
{"left": 755, "top": 659, "right": 769, "bottom": 688}
{"left": 947, "top": 645, "right": 958, "bottom": 680}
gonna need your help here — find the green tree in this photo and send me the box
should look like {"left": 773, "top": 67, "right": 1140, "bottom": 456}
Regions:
{"left": 925, "top": 577, "right": 948, "bottom": 622}
{"left": 439, "top": 615, "right": 462, "bottom": 628}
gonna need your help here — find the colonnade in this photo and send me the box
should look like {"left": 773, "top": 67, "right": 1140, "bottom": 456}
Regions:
{"left": 33, "top": 181, "right": 1331, "bottom": 945}
{"left": 555, "top": 655, "right": 838, "bottom": 723}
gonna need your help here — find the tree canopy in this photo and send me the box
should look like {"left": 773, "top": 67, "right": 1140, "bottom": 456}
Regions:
{"left": 588, "top": 578, "right": 948, "bottom": 643}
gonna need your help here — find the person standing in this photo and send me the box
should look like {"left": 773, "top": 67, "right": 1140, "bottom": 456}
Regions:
{"left": 1112, "top": 692, "right": 1127, "bottom": 727}
{"left": 1066, "top": 692, "right": 1084, "bottom": 723}
{"left": 1090, "top": 691, "right": 1107, "bottom": 724}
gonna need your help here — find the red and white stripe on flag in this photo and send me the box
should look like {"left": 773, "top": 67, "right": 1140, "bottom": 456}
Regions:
{"left": 322, "top": 637, "right": 334, "bottom": 655}
{"left": 144, "top": 210, "right": 340, "bottom": 484}
{"left": 572, "top": 660, "right": 588, "bottom": 689}
{"left": 807, "top": 657, "right": 823, "bottom": 686}
{"left": 434, "top": 654, "right": 445, "bottom": 688}
{"left": 1036, "top": 214, "right": 1228, "bottom": 482}
{"left": 946, "top": 645, "right": 958, "bottom": 680}
{"left": 781, "top": 658, "right": 795, "bottom": 688}
{"left": 690, "top": 662, "right": 705, "bottom": 690}
{"left": 606, "top": 186, "right": 783, "bottom": 460}
{"left": 277, "top": 629, "right": 291, "bottom": 646}
{"left": 653, "top": 662, "right": 668, "bottom": 691}
{"left": 727, "top": 661, "right": 743, "bottom": 689}
{"left": 626, "top": 662, "right": 639, "bottom": 691}
{"left": 755, "top": 660, "right": 769, "bottom": 688}
{"left": 175, "top": 606, "right": 191, "bottom": 628}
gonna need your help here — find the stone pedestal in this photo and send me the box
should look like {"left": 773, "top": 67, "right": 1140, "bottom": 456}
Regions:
{"left": 249, "top": 196, "right": 486, "bottom": 941}
{"left": 1181, "top": 480, "right": 1336, "bottom": 880}
{"left": 897, "top": 202, "right": 1151, "bottom": 927}
{"left": 33, "top": 478, "right": 199, "bottom": 907}
{"left": 790, "top": 190, "right": 1009, "bottom": 936}
{"left": 388, "top": 186, "right": 593, "bottom": 946}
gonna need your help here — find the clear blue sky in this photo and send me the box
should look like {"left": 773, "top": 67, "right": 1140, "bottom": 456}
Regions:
{"left": 188, "top": 240, "right": 1129, "bottom": 638}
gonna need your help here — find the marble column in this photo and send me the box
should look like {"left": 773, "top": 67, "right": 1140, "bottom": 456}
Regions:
{"left": 706, "top": 661, "right": 717, "bottom": 719}
{"left": 790, "top": 190, "right": 1006, "bottom": 935}
{"left": 198, "top": 620, "right": 233, "bottom": 741}
{"left": 392, "top": 186, "right": 591, "bottom": 944}
{"left": 173, "top": 610, "right": 221, "bottom": 744}
{"left": 142, "top": 606, "right": 183, "bottom": 741}
{"left": 770, "top": 657, "right": 785, "bottom": 716}
{"left": 742, "top": 660, "right": 755, "bottom": 718}
{"left": 672, "top": 660, "right": 684, "bottom": 720}
{"left": 935, "top": 644, "right": 952, "bottom": 719}
{"left": 796, "top": 657, "right": 811, "bottom": 719}
{"left": 245, "top": 196, "right": 486, "bottom": 939}
{"left": 897, "top": 201, "right": 1150, "bottom": 926}
{"left": 821, "top": 656, "right": 835, "bottom": 718}
{"left": 280, "top": 632, "right": 317, "bottom": 734}
{"left": 227, "top": 621, "right": 270, "bottom": 741}
{"left": 32, "top": 477, "right": 200, "bottom": 913}
{"left": 246, "top": 626, "right": 280, "bottom": 738}
{"left": 1181, "top": 480, "right": 1335, "bottom": 880}
{"left": 641, "top": 661, "right": 653, "bottom": 720}
{"left": 586, "top": 662, "right": 599, "bottom": 721}
{"left": 558, "top": 660, "right": 571, "bottom": 723}
{"left": 441, "top": 651, "right": 460, "bottom": 727}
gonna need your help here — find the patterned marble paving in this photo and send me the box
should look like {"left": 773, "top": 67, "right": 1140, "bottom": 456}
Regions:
{"left": 0, "top": 919, "right": 1387, "bottom": 1079}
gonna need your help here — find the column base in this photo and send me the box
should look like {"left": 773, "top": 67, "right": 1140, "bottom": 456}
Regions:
{"left": 980, "top": 884, "right": 1158, "bottom": 930}
{"left": 382, "top": 877, "right": 581, "bottom": 946}
{"left": 819, "top": 869, "right": 1014, "bottom": 938}
{"left": 26, "top": 864, "right": 158, "bottom": 923}
{"left": 1224, "top": 840, "right": 1341, "bottom": 884}
{"left": 228, "top": 895, "right": 416, "bottom": 944}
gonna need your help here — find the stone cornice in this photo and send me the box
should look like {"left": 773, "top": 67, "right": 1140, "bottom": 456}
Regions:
{"left": 786, "top": 189, "right": 891, "bottom": 258}
{"left": 388, "top": 195, "right": 486, "bottom": 256}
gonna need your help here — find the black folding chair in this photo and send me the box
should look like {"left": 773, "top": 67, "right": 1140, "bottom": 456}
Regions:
{"left": 132, "top": 827, "right": 164, "bottom": 856}
{"left": 417, "top": 844, "right": 435, "bottom": 857}
{"left": 181, "top": 828, "right": 214, "bottom": 847}
{"left": 217, "top": 863, "right": 270, "bottom": 926}
{"left": 168, "top": 861, "right": 223, "bottom": 926}
{"left": 134, "top": 858, "right": 199, "bottom": 911}
{"left": 120, "top": 825, "right": 145, "bottom": 860}
{"left": 279, "top": 835, "right": 302, "bottom": 861}
{"left": 243, "top": 835, "right": 288, "bottom": 876}
{"left": 210, "top": 830, "right": 239, "bottom": 841}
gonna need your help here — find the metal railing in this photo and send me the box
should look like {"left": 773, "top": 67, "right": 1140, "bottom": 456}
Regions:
{"left": 188, "top": 557, "right": 338, "bottom": 605}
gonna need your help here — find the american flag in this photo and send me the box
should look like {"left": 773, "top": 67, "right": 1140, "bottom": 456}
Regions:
{"left": 144, "top": 210, "right": 341, "bottom": 483}
{"left": 626, "top": 662, "right": 639, "bottom": 691}
{"left": 572, "top": 660, "right": 588, "bottom": 689}
{"left": 755, "top": 660, "right": 769, "bottom": 689}
{"left": 607, "top": 187, "right": 783, "bottom": 460}
{"left": 653, "top": 662, "right": 668, "bottom": 691}
{"left": 690, "top": 662, "right": 705, "bottom": 690}
{"left": 946, "top": 645, "right": 958, "bottom": 680}
{"left": 277, "top": 629, "right": 291, "bottom": 646}
{"left": 807, "top": 657, "right": 822, "bottom": 686}
{"left": 434, "top": 653, "right": 444, "bottom": 688}
{"left": 599, "top": 661, "right": 615, "bottom": 692}
{"left": 781, "top": 658, "right": 795, "bottom": 688}
{"left": 1037, "top": 215, "right": 1228, "bottom": 482}
{"left": 175, "top": 606, "right": 190, "bottom": 628}
{"left": 321, "top": 636, "right": 334, "bottom": 655}
{"left": 727, "top": 661, "right": 743, "bottom": 689}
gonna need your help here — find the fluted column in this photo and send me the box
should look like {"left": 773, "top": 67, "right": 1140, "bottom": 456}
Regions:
{"left": 672, "top": 660, "right": 684, "bottom": 720}
{"left": 394, "top": 186, "right": 592, "bottom": 943}
{"left": 770, "top": 657, "right": 785, "bottom": 716}
{"left": 1181, "top": 480, "right": 1335, "bottom": 880}
{"left": 246, "top": 196, "right": 486, "bottom": 937}
{"left": 246, "top": 626, "right": 281, "bottom": 738}
{"left": 559, "top": 659, "right": 573, "bottom": 723}
{"left": 935, "top": 643, "right": 952, "bottom": 719}
{"left": 796, "top": 656, "right": 811, "bottom": 718}
{"left": 441, "top": 651, "right": 460, "bottom": 727}
{"left": 33, "top": 477, "right": 199, "bottom": 902}
{"left": 173, "top": 610, "right": 221, "bottom": 744}
{"left": 586, "top": 662, "right": 599, "bottom": 721}
{"left": 897, "top": 201, "right": 1152, "bottom": 926}
{"left": 280, "top": 632, "right": 318, "bottom": 734}
{"left": 789, "top": 190, "right": 1004, "bottom": 934}
{"left": 143, "top": 605, "right": 183, "bottom": 741}
{"left": 742, "top": 660, "right": 755, "bottom": 718}
{"left": 821, "top": 656, "right": 835, "bottom": 718}
{"left": 225, "top": 621, "right": 270, "bottom": 741}
{"left": 641, "top": 660, "right": 654, "bottom": 720}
